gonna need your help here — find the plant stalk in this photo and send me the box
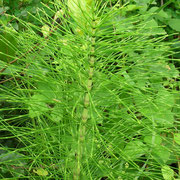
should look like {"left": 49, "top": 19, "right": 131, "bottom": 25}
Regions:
{"left": 74, "top": 20, "right": 96, "bottom": 180}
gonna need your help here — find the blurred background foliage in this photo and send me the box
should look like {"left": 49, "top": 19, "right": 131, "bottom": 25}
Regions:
{"left": 0, "top": 0, "right": 53, "bottom": 31}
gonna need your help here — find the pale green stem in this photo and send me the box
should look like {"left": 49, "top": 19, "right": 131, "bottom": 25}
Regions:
{"left": 74, "top": 20, "right": 96, "bottom": 180}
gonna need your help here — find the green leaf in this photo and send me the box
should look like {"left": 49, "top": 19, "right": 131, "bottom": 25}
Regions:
{"left": 125, "top": 5, "right": 140, "bottom": 11}
{"left": 41, "top": 24, "right": 50, "bottom": 38}
{"left": 147, "top": 7, "right": 170, "bottom": 22}
{"left": 0, "top": 31, "right": 17, "bottom": 62}
{"left": 114, "top": 16, "right": 135, "bottom": 32}
{"left": 28, "top": 94, "right": 50, "bottom": 118}
{"left": 168, "top": 19, "right": 180, "bottom": 31}
{"left": 37, "top": 81, "right": 62, "bottom": 99}
{"left": 155, "top": 89, "right": 174, "bottom": 110}
{"left": 157, "top": 10, "right": 170, "bottom": 20}
{"left": 149, "top": 63, "right": 179, "bottom": 78}
{"left": 67, "top": 0, "right": 93, "bottom": 31}
{"left": 143, "top": 19, "right": 166, "bottom": 35}
{"left": 122, "top": 71, "right": 135, "bottom": 86}
{"left": 123, "top": 140, "right": 148, "bottom": 160}
{"left": 152, "top": 146, "right": 170, "bottom": 164}
{"left": 148, "top": 7, "right": 159, "bottom": 13}
{"left": 153, "top": 110, "right": 174, "bottom": 127}
{"left": 92, "top": 73, "right": 118, "bottom": 107}
{"left": 137, "top": 93, "right": 175, "bottom": 127}
{"left": 50, "top": 105, "right": 63, "bottom": 123}
{"left": 174, "top": 133, "right": 180, "bottom": 145}
{"left": 33, "top": 168, "right": 48, "bottom": 176}
{"left": 161, "top": 165, "right": 174, "bottom": 180}
{"left": 144, "top": 134, "right": 162, "bottom": 146}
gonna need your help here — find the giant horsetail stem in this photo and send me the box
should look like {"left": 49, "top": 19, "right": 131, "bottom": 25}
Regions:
{"left": 74, "top": 19, "right": 96, "bottom": 180}
{"left": 68, "top": 0, "right": 96, "bottom": 179}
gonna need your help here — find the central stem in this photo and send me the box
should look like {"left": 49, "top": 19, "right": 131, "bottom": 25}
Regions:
{"left": 74, "top": 19, "right": 96, "bottom": 180}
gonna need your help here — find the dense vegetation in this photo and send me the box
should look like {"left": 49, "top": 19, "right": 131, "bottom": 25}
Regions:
{"left": 0, "top": 0, "right": 179, "bottom": 179}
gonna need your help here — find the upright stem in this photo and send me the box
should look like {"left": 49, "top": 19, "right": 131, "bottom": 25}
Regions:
{"left": 74, "top": 18, "right": 96, "bottom": 180}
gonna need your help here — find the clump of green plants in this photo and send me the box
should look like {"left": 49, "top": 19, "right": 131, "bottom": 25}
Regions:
{"left": 0, "top": 0, "right": 53, "bottom": 30}
{"left": 0, "top": 0, "right": 179, "bottom": 179}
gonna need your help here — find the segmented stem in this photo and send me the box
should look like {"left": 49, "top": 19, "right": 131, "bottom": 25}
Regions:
{"left": 74, "top": 19, "right": 96, "bottom": 180}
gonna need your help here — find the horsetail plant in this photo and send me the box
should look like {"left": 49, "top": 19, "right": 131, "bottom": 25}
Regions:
{"left": 0, "top": 0, "right": 179, "bottom": 179}
{"left": 67, "top": 0, "right": 96, "bottom": 178}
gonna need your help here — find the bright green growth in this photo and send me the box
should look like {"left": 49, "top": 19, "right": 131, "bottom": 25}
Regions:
{"left": 161, "top": 165, "right": 174, "bottom": 180}
{"left": 0, "top": 0, "right": 179, "bottom": 179}
{"left": 67, "top": 0, "right": 94, "bottom": 35}
{"left": 168, "top": 19, "right": 180, "bottom": 32}
{"left": 33, "top": 168, "right": 48, "bottom": 176}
